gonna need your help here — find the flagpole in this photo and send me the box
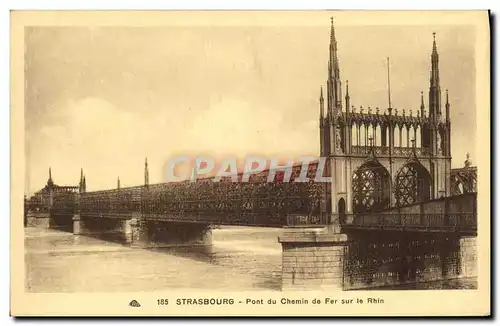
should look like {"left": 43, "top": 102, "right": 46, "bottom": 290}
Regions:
{"left": 387, "top": 57, "right": 392, "bottom": 109}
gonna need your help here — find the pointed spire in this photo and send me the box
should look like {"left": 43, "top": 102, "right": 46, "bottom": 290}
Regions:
{"left": 330, "top": 17, "right": 337, "bottom": 46}
{"left": 429, "top": 32, "right": 441, "bottom": 119}
{"left": 430, "top": 32, "right": 440, "bottom": 87}
{"left": 79, "top": 168, "right": 85, "bottom": 192}
{"left": 387, "top": 57, "right": 392, "bottom": 109}
{"left": 345, "top": 80, "right": 350, "bottom": 114}
{"left": 432, "top": 32, "right": 437, "bottom": 53}
{"left": 329, "top": 17, "right": 339, "bottom": 73}
{"left": 327, "top": 17, "right": 342, "bottom": 114}
{"left": 330, "top": 19, "right": 339, "bottom": 75}
{"left": 319, "top": 86, "right": 325, "bottom": 118}
{"left": 144, "top": 157, "right": 149, "bottom": 186}
{"left": 420, "top": 91, "right": 425, "bottom": 117}
{"left": 47, "top": 166, "right": 54, "bottom": 186}
{"left": 445, "top": 89, "right": 451, "bottom": 122}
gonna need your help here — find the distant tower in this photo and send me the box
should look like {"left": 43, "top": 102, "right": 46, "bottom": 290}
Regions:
{"left": 144, "top": 158, "right": 149, "bottom": 187}
{"left": 46, "top": 167, "right": 54, "bottom": 209}
{"left": 47, "top": 167, "right": 54, "bottom": 188}
{"left": 117, "top": 176, "right": 121, "bottom": 189}
{"left": 79, "top": 168, "right": 86, "bottom": 193}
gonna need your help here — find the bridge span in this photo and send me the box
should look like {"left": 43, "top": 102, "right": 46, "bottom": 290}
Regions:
{"left": 25, "top": 162, "right": 477, "bottom": 291}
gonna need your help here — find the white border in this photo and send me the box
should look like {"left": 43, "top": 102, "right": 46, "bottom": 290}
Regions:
{"left": 3, "top": 1, "right": 496, "bottom": 325}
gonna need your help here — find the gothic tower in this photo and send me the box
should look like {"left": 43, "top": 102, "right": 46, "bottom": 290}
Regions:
{"left": 320, "top": 19, "right": 351, "bottom": 226}
{"left": 327, "top": 18, "right": 344, "bottom": 156}
{"left": 425, "top": 33, "right": 452, "bottom": 198}
{"left": 319, "top": 23, "right": 453, "bottom": 227}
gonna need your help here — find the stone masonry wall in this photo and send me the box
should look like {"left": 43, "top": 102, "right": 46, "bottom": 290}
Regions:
{"left": 281, "top": 242, "right": 344, "bottom": 290}
{"left": 459, "top": 236, "right": 477, "bottom": 277}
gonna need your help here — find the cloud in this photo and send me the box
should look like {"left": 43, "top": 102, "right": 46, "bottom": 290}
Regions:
{"left": 25, "top": 25, "right": 477, "bottom": 193}
{"left": 29, "top": 97, "right": 167, "bottom": 191}
{"left": 28, "top": 96, "right": 319, "bottom": 192}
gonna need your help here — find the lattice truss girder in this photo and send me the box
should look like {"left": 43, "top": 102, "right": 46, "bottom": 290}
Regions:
{"left": 352, "top": 161, "right": 432, "bottom": 212}
{"left": 352, "top": 163, "right": 390, "bottom": 213}
{"left": 72, "top": 179, "right": 327, "bottom": 223}
{"left": 395, "top": 163, "right": 430, "bottom": 206}
{"left": 450, "top": 168, "right": 477, "bottom": 196}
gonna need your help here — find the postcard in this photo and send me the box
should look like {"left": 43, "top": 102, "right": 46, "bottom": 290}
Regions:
{"left": 11, "top": 10, "right": 490, "bottom": 317}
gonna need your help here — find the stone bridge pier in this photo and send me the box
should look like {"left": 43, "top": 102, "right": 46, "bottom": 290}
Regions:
{"left": 73, "top": 214, "right": 134, "bottom": 243}
{"left": 26, "top": 211, "right": 51, "bottom": 229}
{"left": 279, "top": 226, "right": 349, "bottom": 290}
{"left": 129, "top": 217, "right": 213, "bottom": 249}
{"left": 278, "top": 226, "right": 477, "bottom": 291}
{"left": 26, "top": 211, "right": 74, "bottom": 231}
{"left": 72, "top": 213, "right": 213, "bottom": 248}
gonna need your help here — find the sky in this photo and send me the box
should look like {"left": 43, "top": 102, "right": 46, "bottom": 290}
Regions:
{"left": 24, "top": 22, "right": 476, "bottom": 193}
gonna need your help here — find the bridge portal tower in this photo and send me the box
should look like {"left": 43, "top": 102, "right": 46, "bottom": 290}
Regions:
{"left": 319, "top": 21, "right": 452, "bottom": 222}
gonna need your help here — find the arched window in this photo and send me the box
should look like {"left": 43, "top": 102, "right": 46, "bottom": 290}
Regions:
{"left": 352, "top": 161, "right": 390, "bottom": 213}
{"left": 395, "top": 163, "right": 431, "bottom": 206}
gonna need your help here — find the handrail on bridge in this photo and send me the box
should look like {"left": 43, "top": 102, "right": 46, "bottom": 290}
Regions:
{"left": 341, "top": 212, "right": 477, "bottom": 232}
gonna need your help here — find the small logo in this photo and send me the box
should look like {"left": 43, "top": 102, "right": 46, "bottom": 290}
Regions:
{"left": 129, "top": 300, "right": 141, "bottom": 307}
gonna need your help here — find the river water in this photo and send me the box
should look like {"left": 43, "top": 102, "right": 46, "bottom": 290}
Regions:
{"left": 24, "top": 227, "right": 476, "bottom": 293}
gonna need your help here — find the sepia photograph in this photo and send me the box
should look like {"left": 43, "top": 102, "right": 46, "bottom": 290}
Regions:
{"left": 11, "top": 10, "right": 490, "bottom": 316}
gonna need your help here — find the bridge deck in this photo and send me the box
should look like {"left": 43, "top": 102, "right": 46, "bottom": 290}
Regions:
{"left": 32, "top": 173, "right": 477, "bottom": 232}
{"left": 340, "top": 193, "right": 477, "bottom": 235}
